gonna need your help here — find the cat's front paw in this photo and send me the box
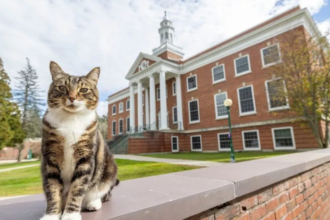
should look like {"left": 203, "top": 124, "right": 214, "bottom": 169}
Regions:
{"left": 39, "top": 214, "right": 60, "bottom": 220}
{"left": 85, "top": 198, "right": 102, "bottom": 211}
{"left": 61, "top": 212, "right": 81, "bottom": 220}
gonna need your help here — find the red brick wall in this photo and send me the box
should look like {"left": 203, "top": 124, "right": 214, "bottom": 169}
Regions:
{"left": 158, "top": 51, "right": 183, "bottom": 61}
{"left": 186, "top": 162, "right": 330, "bottom": 220}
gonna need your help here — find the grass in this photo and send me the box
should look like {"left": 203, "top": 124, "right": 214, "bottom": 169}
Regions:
{"left": 142, "top": 151, "right": 296, "bottom": 163}
{"left": 0, "top": 159, "right": 199, "bottom": 197}
{"left": 0, "top": 160, "right": 40, "bottom": 170}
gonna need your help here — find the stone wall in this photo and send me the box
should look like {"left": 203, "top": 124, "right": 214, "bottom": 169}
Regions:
{"left": 188, "top": 163, "right": 330, "bottom": 220}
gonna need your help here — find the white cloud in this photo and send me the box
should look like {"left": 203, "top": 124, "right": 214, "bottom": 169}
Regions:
{"left": 97, "top": 101, "right": 108, "bottom": 117}
{"left": 0, "top": 0, "right": 328, "bottom": 115}
{"left": 318, "top": 18, "right": 330, "bottom": 40}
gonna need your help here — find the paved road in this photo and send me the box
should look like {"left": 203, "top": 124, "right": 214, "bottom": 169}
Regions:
{"left": 0, "top": 164, "right": 40, "bottom": 173}
{"left": 114, "top": 154, "right": 220, "bottom": 167}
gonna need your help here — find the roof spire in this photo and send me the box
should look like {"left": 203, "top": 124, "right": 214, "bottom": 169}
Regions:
{"left": 163, "top": 11, "right": 168, "bottom": 20}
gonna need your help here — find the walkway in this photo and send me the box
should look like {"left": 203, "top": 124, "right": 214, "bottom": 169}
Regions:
{"left": 0, "top": 159, "right": 38, "bottom": 164}
{"left": 114, "top": 154, "right": 219, "bottom": 167}
{"left": 0, "top": 164, "right": 40, "bottom": 173}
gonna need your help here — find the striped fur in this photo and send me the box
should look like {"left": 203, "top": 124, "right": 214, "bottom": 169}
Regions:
{"left": 40, "top": 62, "right": 118, "bottom": 220}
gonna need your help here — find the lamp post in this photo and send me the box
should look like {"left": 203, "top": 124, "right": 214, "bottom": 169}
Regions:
{"left": 224, "top": 99, "right": 235, "bottom": 163}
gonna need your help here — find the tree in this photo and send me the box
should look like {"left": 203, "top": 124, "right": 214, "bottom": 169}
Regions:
{"left": 14, "top": 58, "right": 44, "bottom": 138}
{"left": 0, "top": 57, "right": 26, "bottom": 153}
{"left": 268, "top": 29, "right": 330, "bottom": 148}
{"left": 98, "top": 115, "right": 108, "bottom": 140}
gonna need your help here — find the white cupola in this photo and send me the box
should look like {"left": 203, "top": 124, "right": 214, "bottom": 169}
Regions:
{"left": 159, "top": 11, "right": 175, "bottom": 44}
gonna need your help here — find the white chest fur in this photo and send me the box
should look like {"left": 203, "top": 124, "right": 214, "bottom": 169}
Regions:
{"left": 45, "top": 108, "right": 96, "bottom": 192}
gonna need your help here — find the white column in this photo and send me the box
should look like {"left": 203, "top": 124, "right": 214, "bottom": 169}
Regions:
{"left": 176, "top": 75, "right": 184, "bottom": 130}
{"left": 137, "top": 81, "right": 143, "bottom": 130}
{"left": 145, "top": 87, "right": 150, "bottom": 127}
{"left": 159, "top": 71, "right": 169, "bottom": 130}
{"left": 149, "top": 75, "right": 156, "bottom": 130}
{"left": 129, "top": 85, "right": 135, "bottom": 133}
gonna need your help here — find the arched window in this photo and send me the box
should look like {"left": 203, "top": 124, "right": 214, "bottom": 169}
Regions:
{"left": 170, "top": 33, "right": 173, "bottom": 43}
{"left": 165, "top": 32, "right": 168, "bottom": 40}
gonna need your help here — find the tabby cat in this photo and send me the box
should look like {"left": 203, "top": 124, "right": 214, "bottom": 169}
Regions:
{"left": 40, "top": 61, "right": 119, "bottom": 220}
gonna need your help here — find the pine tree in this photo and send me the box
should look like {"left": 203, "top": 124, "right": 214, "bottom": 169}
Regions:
{"left": 14, "top": 58, "right": 44, "bottom": 138}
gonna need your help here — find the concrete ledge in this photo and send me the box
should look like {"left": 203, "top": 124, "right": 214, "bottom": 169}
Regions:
{"left": 1, "top": 149, "right": 330, "bottom": 220}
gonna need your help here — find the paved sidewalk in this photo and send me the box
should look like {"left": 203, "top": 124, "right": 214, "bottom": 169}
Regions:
{"left": 114, "top": 154, "right": 220, "bottom": 167}
{"left": 0, "top": 159, "right": 38, "bottom": 164}
{"left": 0, "top": 164, "right": 40, "bottom": 173}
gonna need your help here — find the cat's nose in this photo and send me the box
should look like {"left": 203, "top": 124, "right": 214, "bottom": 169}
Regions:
{"left": 69, "top": 97, "right": 75, "bottom": 102}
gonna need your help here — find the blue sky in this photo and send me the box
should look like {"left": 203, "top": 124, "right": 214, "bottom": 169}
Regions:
{"left": 0, "top": 0, "right": 329, "bottom": 116}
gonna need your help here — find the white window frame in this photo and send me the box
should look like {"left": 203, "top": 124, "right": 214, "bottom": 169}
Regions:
{"left": 119, "top": 119, "right": 123, "bottom": 134}
{"left": 234, "top": 55, "right": 251, "bottom": 77}
{"left": 242, "top": 130, "right": 261, "bottom": 151}
{"left": 172, "top": 106, "right": 178, "bottom": 124}
{"left": 190, "top": 135, "right": 202, "bottom": 152}
{"left": 119, "top": 102, "right": 123, "bottom": 113}
{"left": 237, "top": 85, "right": 257, "bottom": 116}
{"left": 172, "top": 81, "right": 176, "bottom": 96}
{"left": 126, "top": 117, "right": 130, "bottom": 133}
{"left": 214, "top": 92, "right": 228, "bottom": 120}
{"left": 112, "top": 105, "right": 117, "bottom": 116}
{"left": 171, "top": 136, "right": 179, "bottom": 152}
{"left": 126, "top": 100, "right": 130, "bottom": 111}
{"left": 112, "top": 120, "right": 116, "bottom": 135}
{"left": 218, "top": 132, "right": 231, "bottom": 151}
{"left": 265, "top": 78, "right": 290, "bottom": 111}
{"left": 272, "top": 127, "right": 296, "bottom": 150}
{"left": 157, "top": 87, "right": 168, "bottom": 101}
{"left": 188, "top": 99, "right": 200, "bottom": 124}
{"left": 261, "top": 43, "right": 281, "bottom": 68}
{"left": 187, "top": 75, "right": 198, "bottom": 92}
{"left": 212, "top": 64, "right": 226, "bottom": 84}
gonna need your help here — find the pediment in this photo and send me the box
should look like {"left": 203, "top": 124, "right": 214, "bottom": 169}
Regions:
{"left": 125, "top": 53, "right": 162, "bottom": 79}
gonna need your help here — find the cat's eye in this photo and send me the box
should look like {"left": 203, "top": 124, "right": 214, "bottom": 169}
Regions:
{"left": 79, "top": 88, "right": 88, "bottom": 93}
{"left": 59, "top": 86, "right": 67, "bottom": 92}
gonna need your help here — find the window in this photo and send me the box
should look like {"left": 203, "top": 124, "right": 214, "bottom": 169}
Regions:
{"left": 214, "top": 92, "right": 228, "bottom": 119}
{"left": 165, "top": 32, "right": 168, "bottom": 39}
{"left": 112, "top": 120, "right": 116, "bottom": 135}
{"left": 172, "top": 82, "right": 176, "bottom": 96}
{"left": 234, "top": 55, "right": 251, "bottom": 76}
{"left": 126, "top": 100, "right": 130, "bottom": 111}
{"left": 191, "top": 135, "right": 202, "bottom": 151}
{"left": 272, "top": 127, "right": 295, "bottom": 149}
{"left": 119, "top": 102, "right": 123, "bottom": 113}
{"left": 261, "top": 44, "right": 280, "bottom": 67}
{"left": 218, "top": 133, "right": 231, "bottom": 151}
{"left": 142, "top": 94, "right": 144, "bottom": 106}
{"left": 126, "top": 118, "right": 130, "bottom": 132}
{"left": 172, "top": 106, "right": 178, "bottom": 123}
{"left": 170, "top": 33, "right": 173, "bottom": 43}
{"left": 119, "top": 119, "right": 123, "bottom": 134}
{"left": 157, "top": 88, "right": 160, "bottom": 101}
{"left": 188, "top": 100, "right": 200, "bottom": 123}
{"left": 161, "top": 33, "right": 163, "bottom": 40}
{"left": 187, "top": 75, "right": 197, "bottom": 91}
{"left": 171, "top": 136, "right": 179, "bottom": 152}
{"left": 242, "top": 130, "right": 260, "bottom": 150}
{"left": 112, "top": 105, "right": 117, "bottom": 115}
{"left": 265, "top": 79, "right": 289, "bottom": 111}
{"left": 238, "top": 86, "right": 256, "bottom": 115}
{"left": 212, "top": 64, "right": 225, "bottom": 83}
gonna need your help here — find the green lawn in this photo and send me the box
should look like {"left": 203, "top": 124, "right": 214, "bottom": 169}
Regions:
{"left": 142, "top": 151, "right": 296, "bottom": 163}
{"left": 0, "top": 159, "right": 199, "bottom": 197}
{"left": 0, "top": 160, "right": 40, "bottom": 170}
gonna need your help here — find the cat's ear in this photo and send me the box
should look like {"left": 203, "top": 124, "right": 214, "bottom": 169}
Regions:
{"left": 49, "top": 61, "right": 66, "bottom": 81}
{"left": 86, "top": 67, "right": 100, "bottom": 84}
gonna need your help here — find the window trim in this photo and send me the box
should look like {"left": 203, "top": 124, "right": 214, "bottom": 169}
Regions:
{"left": 188, "top": 99, "right": 200, "bottom": 124}
{"left": 242, "top": 130, "right": 261, "bottom": 151}
{"left": 119, "top": 102, "right": 123, "bottom": 113}
{"left": 217, "top": 132, "right": 231, "bottom": 151}
{"left": 112, "top": 105, "right": 117, "bottom": 116}
{"left": 234, "top": 55, "right": 251, "bottom": 77}
{"left": 119, "top": 119, "right": 123, "bottom": 134}
{"left": 172, "top": 81, "right": 176, "bottom": 96}
{"left": 190, "top": 135, "right": 202, "bottom": 152}
{"left": 126, "top": 100, "right": 130, "bottom": 111}
{"left": 186, "top": 75, "right": 198, "bottom": 92}
{"left": 237, "top": 85, "right": 257, "bottom": 116}
{"left": 212, "top": 64, "right": 226, "bottom": 84}
{"left": 171, "top": 136, "right": 179, "bottom": 152}
{"left": 261, "top": 43, "right": 281, "bottom": 68}
{"left": 172, "top": 106, "right": 178, "bottom": 124}
{"left": 112, "top": 120, "right": 116, "bottom": 135}
{"left": 126, "top": 117, "right": 130, "bottom": 133}
{"left": 214, "top": 92, "right": 228, "bottom": 120}
{"left": 271, "top": 127, "right": 296, "bottom": 150}
{"left": 265, "top": 78, "right": 290, "bottom": 111}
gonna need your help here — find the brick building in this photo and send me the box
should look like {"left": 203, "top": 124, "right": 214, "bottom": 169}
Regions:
{"left": 107, "top": 6, "right": 326, "bottom": 154}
